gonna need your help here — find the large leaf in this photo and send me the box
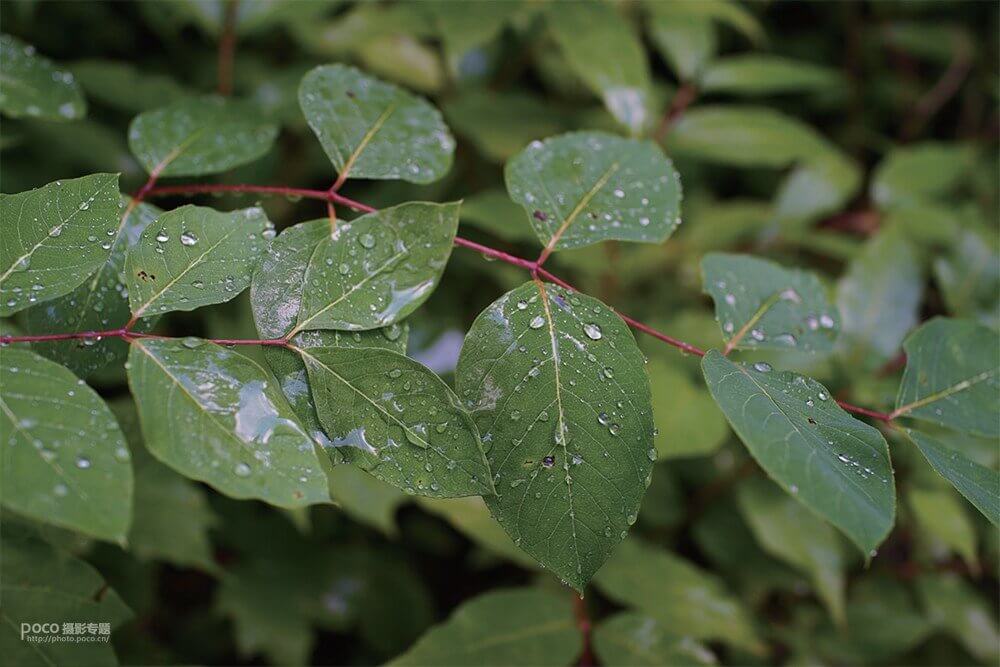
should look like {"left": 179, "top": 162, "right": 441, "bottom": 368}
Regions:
{"left": 0, "top": 34, "right": 86, "bottom": 120}
{"left": 456, "top": 281, "right": 655, "bottom": 591}
{"left": 252, "top": 203, "right": 458, "bottom": 337}
{"left": 546, "top": 1, "right": 652, "bottom": 134}
{"left": 298, "top": 63, "right": 455, "bottom": 183}
{"left": 26, "top": 198, "right": 160, "bottom": 378}
{"left": 905, "top": 429, "right": 999, "bottom": 526}
{"left": 126, "top": 338, "right": 331, "bottom": 507}
{"left": 126, "top": 205, "right": 270, "bottom": 320}
{"left": 505, "top": 132, "right": 681, "bottom": 253}
{"left": 388, "top": 589, "right": 581, "bottom": 666}
{"left": 593, "top": 613, "right": 717, "bottom": 666}
{"left": 1, "top": 348, "right": 132, "bottom": 541}
{"left": 127, "top": 96, "right": 278, "bottom": 176}
{"left": 299, "top": 346, "right": 493, "bottom": 498}
{"left": 700, "top": 55, "right": 842, "bottom": 95}
{"left": 701, "top": 253, "right": 839, "bottom": 353}
{"left": 593, "top": 539, "right": 762, "bottom": 652}
{"left": 701, "top": 350, "right": 895, "bottom": 555}
{"left": 0, "top": 173, "right": 121, "bottom": 317}
{"left": 894, "top": 318, "right": 999, "bottom": 438}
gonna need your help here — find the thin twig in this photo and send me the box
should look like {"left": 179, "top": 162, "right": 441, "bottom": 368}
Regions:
{"left": 572, "top": 594, "right": 594, "bottom": 667}
{"left": 217, "top": 0, "right": 240, "bottom": 96}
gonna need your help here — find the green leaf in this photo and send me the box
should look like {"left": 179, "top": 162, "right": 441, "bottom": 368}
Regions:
{"left": 701, "top": 350, "right": 895, "bottom": 555}
{"left": 252, "top": 203, "right": 458, "bottom": 337}
{"left": 26, "top": 198, "right": 160, "bottom": 378}
{"left": 0, "top": 525, "right": 132, "bottom": 667}
{"left": 871, "top": 142, "right": 975, "bottom": 208}
{"left": 593, "top": 612, "right": 718, "bottom": 666}
{"left": 836, "top": 226, "right": 922, "bottom": 372}
{"left": 647, "top": 14, "right": 716, "bottom": 81}
{"left": 1, "top": 348, "right": 132, "bottom": 542}
{"left": 73, "top": 59, "right": 189, "bottom": 113}
{"left": 417, "top": 496, "right": 537, "bottom": 568}
{"left": 908, "top": 485, "right": 978, "bottom": 568}
{"left": 934, "top": 228, "right": 1000, "bottom": 328}
{"left": 1, "top": 173, "right": 121, "bottom": 317}
{"left": 546, "top": 1, "right": 652, "bottom": 134}
{"left": 916, "top": 573, "right": 1000, "bottom": 663}
{"left": 737, "top": 478, "right": 847, "bottom": 626}
{"left": 127, "top": 96, "right": 278, "bottom": 176}
{"left": 904, "top": 429, "right": 999, "bottom": 526}
{"left": 327, "top": 463, "right": 408, "bottom": 536}
{"left": 460, "top": 189, "right": 536, "bottom": 243}
{"left": 419, "top": 0, "right": 520, "bottom": 77}
{"left": 126, "top": 204, "right": 270, "bottom": 320}
{"left": 299, "top": 346, "right": 493, "bottom": 498}
{"left": 648, "top": 358, "right": 728, "bottom": 459}
{"left": 700, "top": 55, "right": 841, "bottom": 95}
{"left": 456, "top": 281, "right": 655, "bottom": 591}
{"left": 298, "top": 63, "right": 455, "bottom": 183}
{"left": 0, "top": 34, "right": 86, "bottom": 120}
{"left": 126, "top": 338, "right": 331, "bottom": 507}
{"left": 645, "top": 0, "right": 764, "bottom": 45}
{"left": 388, "top": 589, "right": 580, "bottom": 666}
{"left": 593, "top": 539, "right": 762, "bottom": 652}
{"left": 444, "top": 90, "right": 569, "bottom": 163}
{"left": 505, "top": 132, "right": 681, "bottom": 253}
{"left": 895, "top": 318, "right": 999, "bottom": 438}
{"left": 773, "top": 150, "right": 862, "bottom": 227}
{"left": 701, "top": 252, "right": 840, "bottom": 353}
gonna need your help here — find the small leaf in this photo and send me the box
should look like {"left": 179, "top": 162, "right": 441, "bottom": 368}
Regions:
{"left": 299, "top": 63, "right": 455, "bottom": 183}
{"left": 546, "top": 1, "right": 653, "bottom": 134}
{"left": 702, "top": 252, "right": 839, "bottom": 353}
{"left": 593, "top": 539, "right": 762, "bottom": 652}
{"left": 388, "top": 589, "right": 581, "bottom": 666}
{"left": 645, "top": 0, "right": 764, "bottom": 45}
{"left": 895, "top": 318, "right": 999, "bottom": 437}
{"left": 299, "top": 346, "right": 493, "bottom": 498}
{"left": 593, "top": 613, "right": 717, "bottom": 666}
{"left": 128, "top": 96, "right": 278, "bottom": 176}
{"left": 26, "top": 198, "right": 161, "bottom": 378}
{"left": 0, "top": 34, "right": 86, "bottom": 120}
{"left": 253, "top": 203, "right": 458, "bottom": 337}
{"left": 904, "top": 429, "right": 999, "bottom": 526}
{"left": 1, "top": 173, "right": 121, "bottom": 317}
{"left": 456, "top": 281, "right": 655, "bottom": 591}
{"left": 700, "top": 55, "right": 842, "bottom": 95}
{"left": 871, "top": 142, "right": 975, "bottom": 208}
{"left": 0, "top": 348, "right": 132, "bottom": 542}
{"left": 505, "top": 132, "right": 681, "bottom": 252}
{"left": 701, "top": 349, "right": 895, "bottom": 555}
{"left": 126, "top": 204, "right": 270, "bottom": 320}
{"left": 647, "top": 13, "right": 716, "bottom": 82}
{"left": 127, "top": 338, "right": 330, "bottom": 508}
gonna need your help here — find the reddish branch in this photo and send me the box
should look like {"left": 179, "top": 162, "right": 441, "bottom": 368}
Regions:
{"left": 572, "top": 594, "right": 594, "bottom": 667}
{"left": 216, "top": 0, "right": 240, "bottom": 96}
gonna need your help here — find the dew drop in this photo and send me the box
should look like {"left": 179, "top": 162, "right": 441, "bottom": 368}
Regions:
{"left": 752, "top": 362, "right": 772, "bottom": 373}
{"left": 583, "top": 323, "right": 602, "bottom": 340}
{"left": 234, "top": 462, "right": 251, "bottom": 477}
{"left": 180, "top": 231, "right": 199, "bottom": 246}
{"left": 529, "top": 316, "right": 545, "bottom": 329}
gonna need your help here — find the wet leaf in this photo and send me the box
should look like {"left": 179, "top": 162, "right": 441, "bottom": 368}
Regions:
{"left": 299, "top": 64, "right": 455, "bottom": 183}
{"left": 0, "top": 34, "right": 86, "bottom": 120}
{"left": 505, "top": 132, "right": 681, "bottom": 252}
{"left": 127, "top": 96, "right": 278, "bottom": 176}
{"left": 905, "top": 429, "right": 999, "bottom": 526}
{"left": 593, "top": 613, "right": 717, "bottom": 666}
{"left": 127, "top": 338, "right": 330, "bottom": 507}
{"left": 0, "top": 173, "right": 121, "bottom": 317}
{"left": 388, "top": 588, "right": 580, "bottom": 666}
{"left": 700, "top": 55, "right": 842, "bottom": 95}
{"left": 701, "top": 350, "right": 895, "bottom": 555}
{"left": 0, "top": 348, "right": 132, "bottom": 541}
{"left": 702, "top": 253, "right": 839, "bottom": 353}
{"left": 593, "top": 539, "right": 762, "bottom": 652}
{"left": 895, "top": 318, "right": 999, "bottom": 438}
{"left": 546, "top": 1, "right": 652, "bottom": 134}
{"left": 456, "top": 281, "right": 655, "bottom": 591}
{"left": 126, "top": 205, "right": 270, "bottom": 320}
{"left": 299, "top": 346, "right": 492, "bottom": 498}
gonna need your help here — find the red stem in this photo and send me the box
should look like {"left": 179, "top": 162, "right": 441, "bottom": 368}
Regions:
{"left": 572, "top": 594, "right": 594, "bottom": 667}
{"left": 835, "top": 400, "right": 895, "bottom": 423}
{"left": 146, "top": 183, "right": 330, "bottom": 201}
{"left": 217, "top": 0, "right": 240, "bottom": 96}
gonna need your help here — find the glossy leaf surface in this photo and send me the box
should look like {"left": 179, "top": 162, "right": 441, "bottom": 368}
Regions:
{"left": 906, "top": 429, "right": 999, "bottom": 525}
{"left": 0, "top": 34, "right": 86, "bottom": 120}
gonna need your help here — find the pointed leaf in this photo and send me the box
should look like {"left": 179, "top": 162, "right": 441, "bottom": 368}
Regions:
{"left": 388, "top": 589, "right": 580, "bottom": 666}
{"left": 505, "top": 132, "right": 681, "bottom": 252}
{"left": 700, "top": 55, "right": 842, "bottom": 95}
{"left": 126, "top": 338, "right": 330, "bottom": 507}
{"left": 128, "top": 96, "right": 278, "bottom": 176}
{"left": 647, "top": 14, "right": 716, "bottom": 82}
{"left": 253, "top": 203, "right": 458, "bottom": 337}
{"left": 895, "top": 318, "right": 999, "bottom": 437}
{"left": 456, "top": 281, "right": 655, "bottom": 591}
{"left": 702, "top": 252, "right": 839, "bottom": 353}
{"left": 905, "top": 429, "right": 999, "bottom": 526}
{"left": 299, "top": 63, "right": 455, "bottom": 183}
{"left": 593, "top": 613, "right": 717, "bottom": 666}
{"left": 26, "top": 198, "right": 161, "bottom": 378}
{"left": 701, "top": 349, "right": 895, "bottom": 555}
{"left": 299, "top": 346, "right": 492, "bottom": 498}
{"left": 126, "top": 204, "right": 270, "bottom": 320}
{"left": 0, "top": 34, "right": 86, "bottom": 120}
{"left": 1, "top": 173, "right": 121, "bottom": 317}
{"left": 1, "top": 348, "right": 132, "bottom": 541}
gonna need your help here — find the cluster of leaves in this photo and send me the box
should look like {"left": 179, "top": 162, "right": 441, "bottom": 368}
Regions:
{"left": 1, "top": 1, "right": 998, "bottom": 666}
